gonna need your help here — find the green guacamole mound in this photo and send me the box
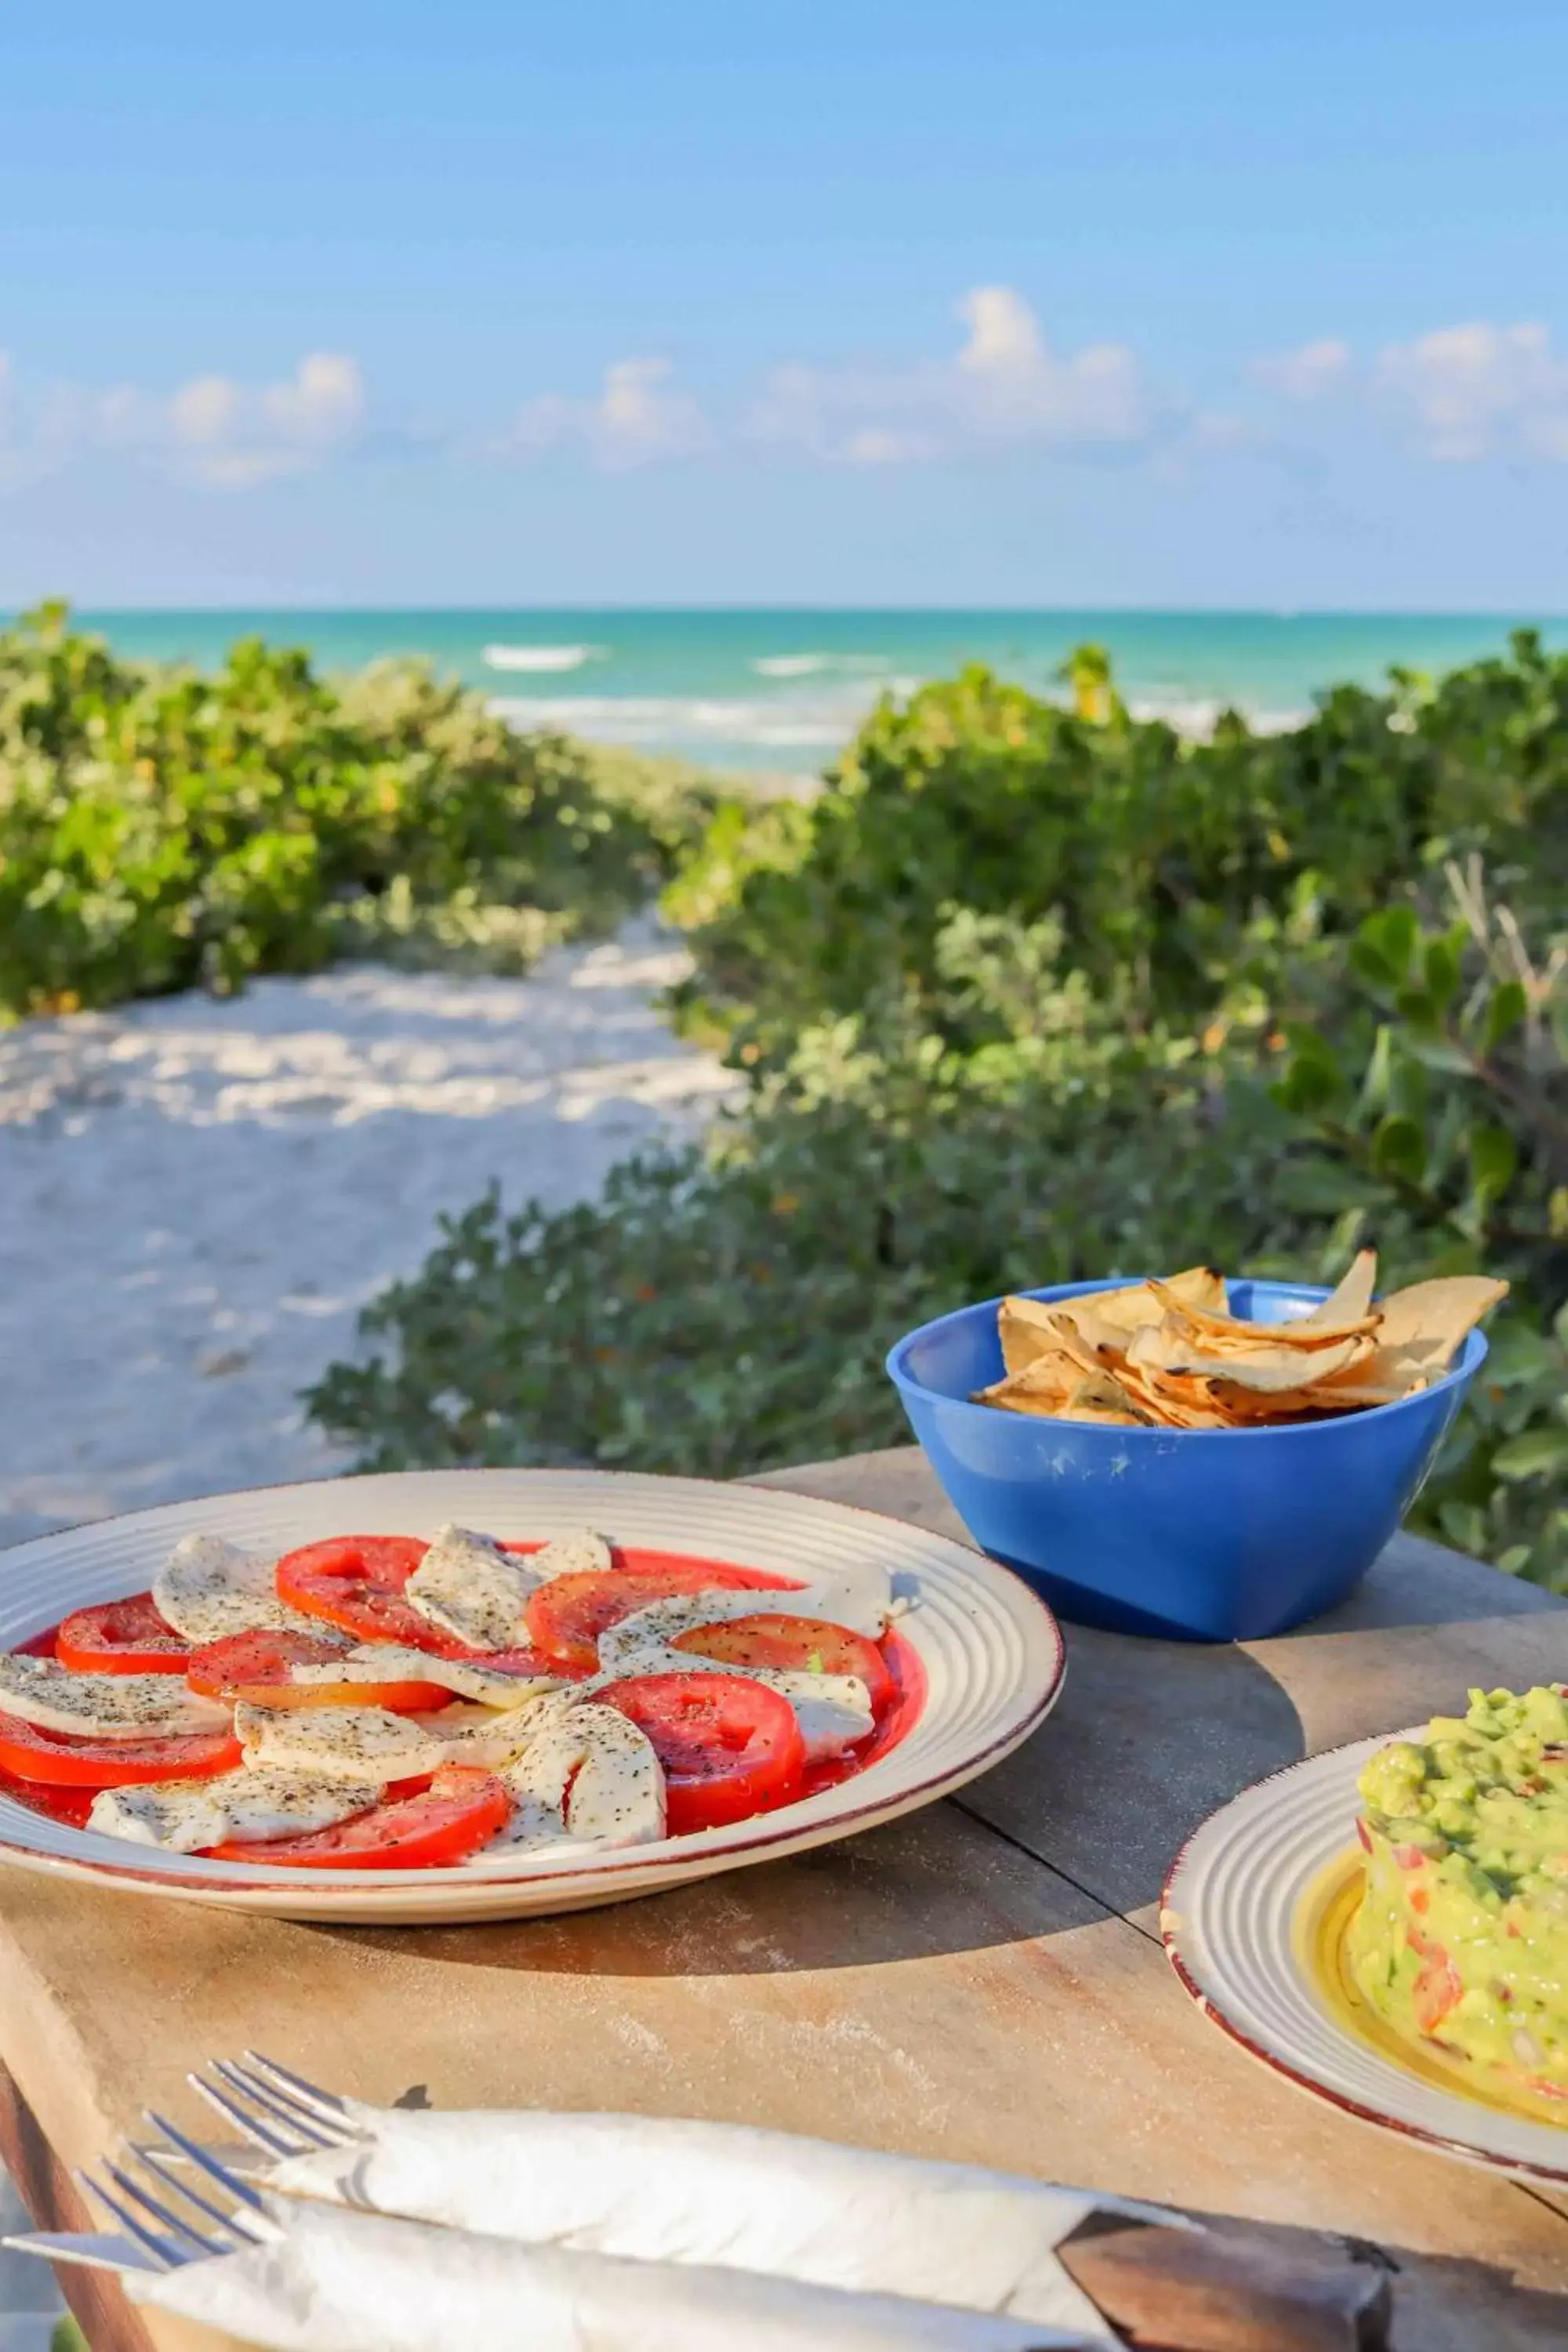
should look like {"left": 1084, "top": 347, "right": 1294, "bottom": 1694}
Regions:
{"left": 1348, "top": 1686, "right": 1568, "bottom": 2111}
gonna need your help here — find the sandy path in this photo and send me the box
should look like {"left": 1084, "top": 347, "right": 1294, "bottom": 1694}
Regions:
{"left": 0, "top": 921, "right": 733, "bottom": 1549}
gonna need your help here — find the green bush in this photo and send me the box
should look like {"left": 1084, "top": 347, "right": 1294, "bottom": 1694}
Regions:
{"left": 0, "top": 602, "right": 717, "bottom": 1016}
{"left": 311, "top": 633, "right": 1568, "bottom": 1589}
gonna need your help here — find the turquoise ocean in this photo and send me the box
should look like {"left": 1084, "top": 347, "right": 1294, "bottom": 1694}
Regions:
{"left": 74, "top": 609, "right": 1567, "bottom": 782}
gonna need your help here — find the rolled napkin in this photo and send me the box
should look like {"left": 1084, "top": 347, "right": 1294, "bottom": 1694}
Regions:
{"left": 127, "top": 2194, "right": 1096, "bottom": 2352}
{"left": 255, "top": 2103, "right": 1181, "bottom": 2345}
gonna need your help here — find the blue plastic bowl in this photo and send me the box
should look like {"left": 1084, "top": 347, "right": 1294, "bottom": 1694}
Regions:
{"left": 886, "top": 1277, "right": 1486, "bottom": 1642}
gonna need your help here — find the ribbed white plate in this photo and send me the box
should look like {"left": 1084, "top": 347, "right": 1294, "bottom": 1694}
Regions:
{"left": 0, "top": 1470, "right": 1064, "bottom": 1925}
{"left": 1163, "top": 1735, "right": 1568, "bottom": 2181}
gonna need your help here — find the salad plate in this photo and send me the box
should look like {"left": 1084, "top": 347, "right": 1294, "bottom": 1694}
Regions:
{"left": 1162, "top": 1734, "right": 1568, "bottom": 2184}
{"left": 0, "top": 1468, "right": 1064, "bottom": 1925}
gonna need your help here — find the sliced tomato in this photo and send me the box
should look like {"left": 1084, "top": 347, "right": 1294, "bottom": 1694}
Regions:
{"left": 671, "top": 1613, "right": 894, "bottom": 1713}
{"left": 55, "top": 1595, "right": 189, "bottom": 1676}
{"left": 0, "top": 1767, "right": 95, "bottom": 1829}
{"left": 273, "top": 1535, "right": 468, "bottom": 1653}
{"left": 526, "top": 1565, "right": 775, "bottom": 1674}
{"left": 1410, "top": 1931, "right": 1465, "bottom": 2034}
{"left": 597, "top": 1671, "right": 804, "bottom": 1834}
{"left": 209, "top": 1765, "right": 511, "bottom": 1868}
{"left": 185, "top": 1628, "right": 449, "bottom": 1714}
{"left": 0, "top": 1711, "right": 242, "bottom": 1789}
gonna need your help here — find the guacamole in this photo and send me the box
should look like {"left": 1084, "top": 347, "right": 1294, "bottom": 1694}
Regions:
{"left": 1348, "top": 1686, "right": 1568, "bottom": 2110}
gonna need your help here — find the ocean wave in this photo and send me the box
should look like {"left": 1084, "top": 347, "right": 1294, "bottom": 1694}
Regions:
{"left": 488, "top": 693, "right": 863, "bottom": 750}
{"left": 752, "top": 652, "right": 895, "bottom": 678}
{"left": 482, "top": 644, "right": 603, "bottom": 673}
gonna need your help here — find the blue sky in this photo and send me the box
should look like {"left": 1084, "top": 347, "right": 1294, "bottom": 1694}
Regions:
{"left": 3, "top": 2, "right": 1567, "bottom": 608}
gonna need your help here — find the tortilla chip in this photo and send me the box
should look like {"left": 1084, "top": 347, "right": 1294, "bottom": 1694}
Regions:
{"left": 974, "top": 1348, "right": 1078, "bottom": 1410}
{"left": 1083, "top": 1265, "right": 1227, "bottom": 1334}
{"left": 997, "top": 1296, "right": 1071, "bottom": 1377}
{"left": 1299, "top": 1247, "right": 1377, "bottom": 1327}
{"left": 1127, "top": 1323, "right": 1369, "bottom": 1392}
{"left": 1147, "top": 1281, "right": 1377, "bottom": 1349}
{"left": 1374, "top": 1276, "right": 1509, "bottom": 1367}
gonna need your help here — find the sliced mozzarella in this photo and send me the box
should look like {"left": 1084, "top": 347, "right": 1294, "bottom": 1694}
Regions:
{"left": 234, "top": 1701, "right": 447, "bottom": 1784}
{"left": 525, "top": 1527, "right": 614, "bottom": 1581}
{"left": 289, "top": 1643, "right": 564, "bottom": 1709}
{"left": 404, "top": 1526, "right": 539, "bottom": 1651}
{"left": 154, "top": 1533, "right": 323, "bottom": 1644}
{"left": 439, "top": 1690, "right": 584, "bottom": 1769}
{"left": 86, "top": 1769, "right": 380, "bottom": 1855}
{"left": 0, "top": 1653, "right": 230, "bottom": 1740}
{"left": 472, "top": 1699, "right": 664, "bottom": 1860}
{"left": 593, "top": 1595, "right": 877, "bottom": 1762}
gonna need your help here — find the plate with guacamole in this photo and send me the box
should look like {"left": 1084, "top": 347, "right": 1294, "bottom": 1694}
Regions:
{"left": 1161, "top": 1687, "right": 1568, "bottom": 2181}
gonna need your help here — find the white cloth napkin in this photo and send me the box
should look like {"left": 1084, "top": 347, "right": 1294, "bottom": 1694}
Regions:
{"left": 127, "top": 2194, "right": 1095, "bottom": 2352}
{"left": 256, "top": 2104, "right": 1182, "bottom": 2347}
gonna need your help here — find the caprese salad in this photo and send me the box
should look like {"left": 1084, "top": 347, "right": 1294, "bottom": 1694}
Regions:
{"left": 0, "top": 1525, "right": 920, "bottom": 1870}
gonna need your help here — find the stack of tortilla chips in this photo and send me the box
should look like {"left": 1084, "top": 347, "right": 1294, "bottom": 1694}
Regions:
{"left": 975, "top": 1252, "right": 1508, "bottom": 1429}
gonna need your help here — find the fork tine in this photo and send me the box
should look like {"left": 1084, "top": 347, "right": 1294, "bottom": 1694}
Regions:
{"left": 188, "top": 2073, "right": 312, "bottom": 2158}
{"left": 209, "top": 2059, "right": 342, "bottom": 2149}
{"left": 76, "top": 2171, "right": 182, "bottom": 2270}
{"left": 134, "top": 2143, "right": 271, "bottom": 2246}
{"left": 3, "top": 2228, "right": 164, "bottom": 2278}
{"left": 241, "top": 2050, "right": 352, "bottom": 2119}
{"left": 146, "top": 2112, "right": 274, "bottom": 2217}
{"left": 102, "top": 2161, "right": 227, "bottom": 2258}
{"left": 227, "top": 2060, "right": 355, "bottom": 2143}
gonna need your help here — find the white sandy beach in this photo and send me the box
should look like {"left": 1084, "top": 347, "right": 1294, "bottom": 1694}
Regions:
{"left": 0, "top": 920, "right": 733, "bottom": 1552}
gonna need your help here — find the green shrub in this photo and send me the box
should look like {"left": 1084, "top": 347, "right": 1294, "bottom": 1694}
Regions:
{"left": 312, "top": 633, "right": 1568, "bottom": 1589}
{"left": 0, "top": 602, "right": 717, "bottom": 1016}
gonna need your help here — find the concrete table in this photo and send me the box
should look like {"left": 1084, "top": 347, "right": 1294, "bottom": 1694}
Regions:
{"left": 3, "top": 1446, "right": 1568, "bottom": 2351}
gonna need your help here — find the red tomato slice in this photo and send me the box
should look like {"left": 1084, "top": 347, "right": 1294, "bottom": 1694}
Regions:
{"left": 209, "top": 1765, "right": 511, "bottom": 1868}
{"left": 1410, "top": 1931, "right": 1465, "bottom": 2034}
{"left": 0, "top": 1711, "right": 243, "bottom": 1789}
{"left": 185, "top": 1629, "right": 449, "bottom": 1714}
{"left": 274, "top": 1535, "right": 466, "bottom": 1653}
{"left": 55, "top": 1595, "right": 189, "bottom": 1676}
{"left": 526, "top": 1566, "right": 775, "bottom": 1674}
{"left": 0, "top": 1767, "right": 95, "bottom": 1829}
{"left": 670, "top": 1613, "right": 894, "bottom": 1713}
{"left": 597, "top": 1671, "right": 804, "bottom": 1834}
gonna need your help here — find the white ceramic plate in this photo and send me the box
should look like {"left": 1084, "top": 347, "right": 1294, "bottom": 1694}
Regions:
{"left": 0, "top": 1468, "right": 1064, "bottom": 1925}
{"left": 1162, "top": 1733, "right": 1568, "bottom": 2183}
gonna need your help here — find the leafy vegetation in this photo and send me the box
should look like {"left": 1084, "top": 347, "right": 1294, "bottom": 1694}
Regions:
{"left": 310, "top": 633, "right": 1568, "bottom": 1589}
{"left": 9, "top": 601, "right": 1563, "bottom": 1584}
{"left": 0, "top": 601, "right": 718, "bottom": 1018}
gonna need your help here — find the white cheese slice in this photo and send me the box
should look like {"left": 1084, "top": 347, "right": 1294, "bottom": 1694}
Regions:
{"left": 472, "top": 1699, "right": 664, "bottom": 1860}
{"left": 404, "top": 1526, "right": 539, "bottom": 1651}
{"left": 0, "top": 1653, "right": 230, "bottom": 1740}
{"left": 438, "top": 1690, "right": 585, "bottom": 1769}
{"left": 289, "top": 1643, "right": 564, "bottom": 1709}
{"left": 86, "top": 1769, "right": 381, "bottom": 1854}
{"left": 593, "top": 1573, "right": 891, "bottom": 1679}
{"left": 524, "top": 1528, "right": 614, "bottom": 1581}
{"left": 234, "top": 1701, "right": 448, "bottom": 1784}
{"left": 153, "top": 1534, "right": 324, "bottom": 1644}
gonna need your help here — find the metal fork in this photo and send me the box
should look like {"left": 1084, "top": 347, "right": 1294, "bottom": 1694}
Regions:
{"left": 5, "top": 2114, "right": 278, "bottom": 2278}
{"left": 2, "top": 2054, "right": 362, "bottom": 2279}
{"left": 185, "top": 2050, "right": 367, "bottom": 2159}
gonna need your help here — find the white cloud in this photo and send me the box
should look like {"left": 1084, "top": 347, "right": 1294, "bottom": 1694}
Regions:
{"left": 0, "top": 351, "right": 365, "bottom": 491}
{"left": 1376, "top": 321, "right": 1568, "bottom": 462}
{"left": 1251, "top": 338, "right": 1352, "bottom": 403}
{"left": 506, "top": 357, "right": 710, "bottom": 470}
{"left": 746, "top": 286, "right": 1159, "bottom": 466}
{"left": 168, "top": 353, "right": 365, "bottom": 485}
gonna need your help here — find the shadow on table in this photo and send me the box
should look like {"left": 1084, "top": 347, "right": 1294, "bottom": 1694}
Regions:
{"left": 319, "top": 1797, "right": 1114, "bottom": 1978}
{"left": 960, "top": 1630, "right": 1307, "bottom": 1922}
